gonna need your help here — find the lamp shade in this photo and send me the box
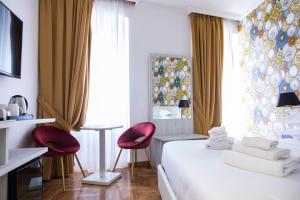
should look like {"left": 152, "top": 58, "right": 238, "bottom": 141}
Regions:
{"left": 178, "top": 100, "right": 189, "bottom": 108}
{"left": 277, "top": 92, "right": 300, "bottom": 107}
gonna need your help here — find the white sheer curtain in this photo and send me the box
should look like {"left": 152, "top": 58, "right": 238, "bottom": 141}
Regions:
{"left": 222, "top": 19, "right": 249, "bottom": 139}
{"left": 73, "top": 0, "right": 129, "bottom": 171}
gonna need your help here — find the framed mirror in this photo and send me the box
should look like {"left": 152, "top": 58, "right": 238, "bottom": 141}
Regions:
{"left": 150, "top": 54, "right": 192, "bottom": 120}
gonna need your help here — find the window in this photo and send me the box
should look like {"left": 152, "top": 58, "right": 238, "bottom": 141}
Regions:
{"left": 74, "top": 0, "right": 130, "bottom": 171}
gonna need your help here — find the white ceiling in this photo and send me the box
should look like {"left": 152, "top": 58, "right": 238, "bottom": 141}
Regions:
{"left": 131, "top": 0, "right": 264, "bottom": 21}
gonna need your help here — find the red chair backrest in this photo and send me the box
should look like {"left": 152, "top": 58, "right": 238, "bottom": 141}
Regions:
{"left": 32, "top": 126, "right": 80, "bottom": 148}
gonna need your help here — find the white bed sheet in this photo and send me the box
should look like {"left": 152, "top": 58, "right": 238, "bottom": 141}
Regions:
{"left": 161, "top": 139, "right": 300, "bottom": 200}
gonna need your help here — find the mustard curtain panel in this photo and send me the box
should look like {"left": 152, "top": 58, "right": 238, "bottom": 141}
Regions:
{"left": 191, "top": 13, "right": 224, "bottom": 136}
{"left": 38, "top": 0, "right": 92, "bottom": 180}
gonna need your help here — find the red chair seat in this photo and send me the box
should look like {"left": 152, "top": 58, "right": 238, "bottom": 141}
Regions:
{"left": 118, "top": 141, "right": 140, "bottom": 149}
{"left": 32, "top": 126, "right": 80, "bottom": 157}
{"left": 44, "top": 145, "right": 80, "bottom": 157}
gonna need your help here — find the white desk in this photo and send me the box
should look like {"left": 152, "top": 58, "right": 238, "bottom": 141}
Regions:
{"left": 81, "top": 125, "right": 123, "bottom": 186}
{"left": 0, "top": 118, "right": 55, "bottom": 165}
{"left": 0, "top": 118, "right": 55, "bottom": 200}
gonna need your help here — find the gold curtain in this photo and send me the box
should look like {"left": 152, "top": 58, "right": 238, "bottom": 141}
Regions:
{"left": 191, "top": 13, "right": 224, "bottom": 136}
{"left": 38, "top": 0, "right": 93, "bottom": 180}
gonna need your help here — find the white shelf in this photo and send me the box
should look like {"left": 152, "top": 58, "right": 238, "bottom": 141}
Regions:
{"left": 0, "top": 118, "right": 55, "bottom": 129}
{"left": 81, "top": 124, "right": 123, "bottom": 131}
{"left": 0, "top": 148, "right": 47, "bottom": 177}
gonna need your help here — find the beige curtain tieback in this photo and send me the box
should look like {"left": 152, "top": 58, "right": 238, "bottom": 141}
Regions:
{"left": 37, "top": 96, "right": 72, "bottom": 131}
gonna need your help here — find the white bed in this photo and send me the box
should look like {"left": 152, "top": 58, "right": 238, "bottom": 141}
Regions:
{"left": 159, "top": 139, "right": 300, "bottom": 200}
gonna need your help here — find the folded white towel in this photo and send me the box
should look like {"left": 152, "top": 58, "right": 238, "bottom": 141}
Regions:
{"left": 209, "top": 130, "right": 226, "bottom": 136}
{"left": 209, "top": 132, "right": 228, "bottom": 141}
{"left": 209, "top": 126, "right": 225, "bottom": 133}
{"left": 232, "top": 143, "right": 290, "bottom": 160}
{"left": 206, "top": 143, "right": 232, "bottom": 150}
{"left": 209, "top": 130, "right": 227, "bottom": 137}
{"left": 210, "top": 136, "right": 233, "bottom": 143}
{"left": 241, "top": 137, "right": 279, "bottom": 150}
{"left": 223, "top": 150, "right": 300, "bottom": 177}
{"left": 209, "top": 140, "right": 234, "bottom": 147}
{"left": 206, "top": 138, "right": 234, "bottom": 150}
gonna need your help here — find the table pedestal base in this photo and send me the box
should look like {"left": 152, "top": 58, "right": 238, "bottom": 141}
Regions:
{"left": 82, "top": 172, "right": 121, "bottom": 186}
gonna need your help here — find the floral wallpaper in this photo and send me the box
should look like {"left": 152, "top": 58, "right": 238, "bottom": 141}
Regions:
{"left": 151, "top": 55, "right": 192, "bottom": 118}
{"left": 239, "top": 0, "right": 300, "bottom": 137}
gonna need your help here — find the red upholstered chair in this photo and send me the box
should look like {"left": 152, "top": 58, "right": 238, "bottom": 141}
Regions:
{"left": 112, "top": 122, "right": 156, "bottom": 175}
{"left": 32, "top": 126, "right": 85, "bottom": 191}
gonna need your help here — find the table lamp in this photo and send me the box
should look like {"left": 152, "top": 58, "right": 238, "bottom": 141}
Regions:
{"left": 276, "top": 91, "right": 300, "bottom": 119}
{"left": 178, "top": 100, "right": 189, "bottom": 118}
{"left": 277, "top": 92, "right": 300, "bottom": 107}
{"left": 276, "top": 92, "right": 300, "bottom": 138}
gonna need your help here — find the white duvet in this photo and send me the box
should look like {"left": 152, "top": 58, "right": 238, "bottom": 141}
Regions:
{"left": 161, "top": 139, "right": 300, "bottom": 200}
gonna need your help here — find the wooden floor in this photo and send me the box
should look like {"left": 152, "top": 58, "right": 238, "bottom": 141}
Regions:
{"left": 44, "top": 167, "right": 161, "bottom": 200}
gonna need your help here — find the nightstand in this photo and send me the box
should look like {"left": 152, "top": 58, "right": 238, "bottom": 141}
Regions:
{"left": 150, "top": 134, "right": 208, "bottom": 168}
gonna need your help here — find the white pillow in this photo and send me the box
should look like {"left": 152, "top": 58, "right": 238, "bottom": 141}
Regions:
{"left": 158, "top": 109, "right": 171, "bottom": 117}
{"left": 153, "top": 107, "right": 172, "bottom": 118}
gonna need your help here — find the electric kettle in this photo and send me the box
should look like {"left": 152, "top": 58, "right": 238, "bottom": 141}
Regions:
{"left": 9, "top": 95, "right": 28, "bottom": 115}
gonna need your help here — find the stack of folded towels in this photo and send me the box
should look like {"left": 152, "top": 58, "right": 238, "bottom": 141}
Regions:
{"left": 223, "top": 137, "right": 300, "bottom": 177}
{"left": 206, "top": 126, "right": 234, "bottom": 150}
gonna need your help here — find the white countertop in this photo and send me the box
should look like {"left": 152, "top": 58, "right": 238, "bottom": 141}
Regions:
{"left": 0, "top": 118, "right": 55, "bottom": 129}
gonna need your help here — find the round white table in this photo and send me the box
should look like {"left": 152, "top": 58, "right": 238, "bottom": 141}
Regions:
{"left": 81, "top": 124, "right": 123, "bottom": 186}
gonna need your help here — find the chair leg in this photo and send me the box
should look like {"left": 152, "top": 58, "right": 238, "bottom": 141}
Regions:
{"left": 135, "top": 149, "right": 137, "bottom": 164}
{"left": 113, "top": 148, "right": 123, "bottom": 172}
{"left": 144, "top": 149, "right": 155, "bottom": 172}
{"left": 74, "top": 154, "right": 86, "bottom": 178}
{"left": 131, "top": 149, "right": 135, "bottom": 177}
{"left": 60, "top": 157, "right": 66, "bottom": 192}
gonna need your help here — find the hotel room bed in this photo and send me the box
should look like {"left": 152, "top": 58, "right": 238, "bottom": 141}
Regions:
{"left": 159, "top": 140, "right": 300, "bottom": 200}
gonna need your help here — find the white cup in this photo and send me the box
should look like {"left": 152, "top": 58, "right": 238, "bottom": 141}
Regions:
{"left": 6, "top": 110, "right": 11, "bottom": 117}
{"left": 7, "top": 104, "right": 20, "bottom": 116}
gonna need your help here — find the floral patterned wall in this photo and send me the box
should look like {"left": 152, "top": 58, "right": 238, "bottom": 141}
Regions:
{"left": 151, "top": 55, "right": 192, "bottom": 118}
{"left": 239, "top": 0, "right": 300, "bottom": 137}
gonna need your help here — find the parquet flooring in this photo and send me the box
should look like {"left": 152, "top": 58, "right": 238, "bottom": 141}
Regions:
{"left": 44, "top": 167, "right": 161, "bottom": 200}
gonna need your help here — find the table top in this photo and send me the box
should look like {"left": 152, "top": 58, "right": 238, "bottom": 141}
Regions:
{"left": 153, "top": 133, "right": 208, "bottom": 142}
{"left": 81, "top": 124, "right": 124, "bottom": 131}
{"left": 0, "top": 118, "right": 55, "bottom": 129}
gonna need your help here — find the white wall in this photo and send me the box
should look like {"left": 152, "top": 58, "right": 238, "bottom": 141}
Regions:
{"left": 0, "top": 0, "right": 39, "bottom": 149}
{"left": 128, "top": 2, "right": 192, "bottom": 161}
